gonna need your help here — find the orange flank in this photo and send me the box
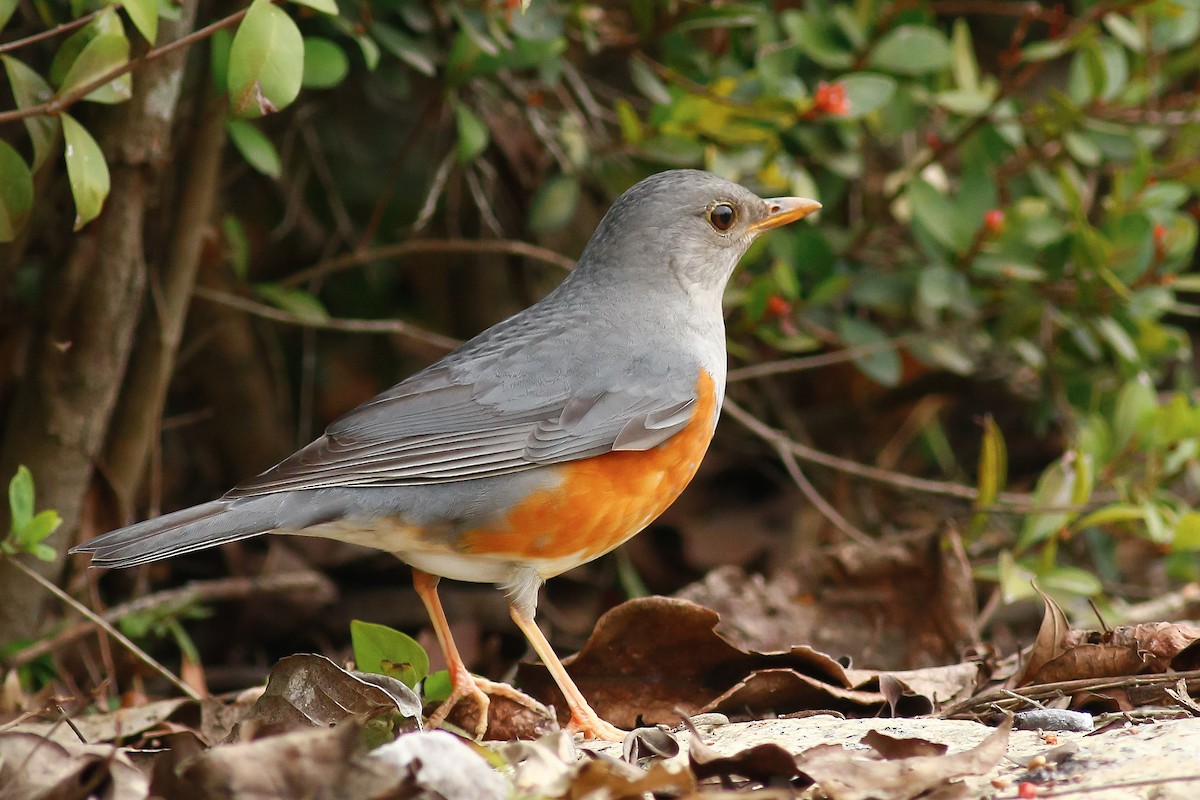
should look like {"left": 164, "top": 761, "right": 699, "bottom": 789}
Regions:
{"left": 459, "top": 370, "right": 718, "bottom": 568}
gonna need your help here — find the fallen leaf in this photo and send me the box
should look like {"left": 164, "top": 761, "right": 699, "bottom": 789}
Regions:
{"left": 0, "top": 731, "right": 148, "bottom": 800}
{"left": 519, "top": 597, "right": 873, "bottom": 727}
{"left": 859, "top": 729, "right": 949, "bottom": 759}
{"left": 1013, "top": 585, "right": 1071, "bottom": 687}
{"left": 796, "top": 718, "right": 1012, "bottom": 800}
{"left": 182, "top": 723, "right": 362, "bottom": 799}
{"left": 350, "top": 729, "right": 509, "bottom": 800}
{"left": 688, "top": 735, "right": 802, "bottom": 784}
{"left": 234, "top": 653, "right": 420, "bottom": 742}
{"left": 7, "top": 696, "right": 193, "bottom": 746}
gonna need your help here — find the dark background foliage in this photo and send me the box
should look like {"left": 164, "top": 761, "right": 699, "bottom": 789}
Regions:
{"left": 2, "top": 0, "right": 1200, "bottom": 699}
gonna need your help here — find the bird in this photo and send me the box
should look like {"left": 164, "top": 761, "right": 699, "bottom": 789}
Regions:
{"left": 71, "top": 169, "right": 820, "bottom": 741}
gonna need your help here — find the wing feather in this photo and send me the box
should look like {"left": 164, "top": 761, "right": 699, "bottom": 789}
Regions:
{"left": 226, "top": 359, "right": 704, "bottom": 498}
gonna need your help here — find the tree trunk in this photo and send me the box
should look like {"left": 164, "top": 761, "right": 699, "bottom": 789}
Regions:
{"left": 0, "top": 0, "right": 199, "bottom": 642}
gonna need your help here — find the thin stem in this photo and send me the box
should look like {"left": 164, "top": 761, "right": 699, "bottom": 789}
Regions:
{"left": 0, "top": 9, "right": 102, "bottom": 55}
{"left": 193, "top": 286, "right": 463, "bottom": 351}
{"left": 0, "top": 8, "right": 247, "bottom": 126}
{"left": 279, "top": 238, "right": 575, "bottom": 289}
{"left": 9, "top": 557, "right": 202, "bottom": 701}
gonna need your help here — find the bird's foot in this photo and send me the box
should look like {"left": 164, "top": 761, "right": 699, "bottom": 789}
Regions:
{"left": 565, "top": 709, "right": 626, "bottom": 742}
{"left": 427, "top": 675, "right": 554, "bottom": 740}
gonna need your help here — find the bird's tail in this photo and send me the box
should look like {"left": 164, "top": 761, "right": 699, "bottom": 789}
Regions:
{"left": 70, "top": 498, "right": 280, "bottom": 569}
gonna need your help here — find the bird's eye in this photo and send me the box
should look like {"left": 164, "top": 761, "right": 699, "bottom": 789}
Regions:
{"left": 708, "top": 203, "right": 736, "bottom": 232}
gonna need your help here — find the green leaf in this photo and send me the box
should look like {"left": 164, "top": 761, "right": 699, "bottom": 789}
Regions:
{"left": 226, "top": 119, "right": 281, "bottom": 177}
{"left": 908, "top": 179, "right": 972, "bottom": 254}
{"left": 780, "top": 11, "right": 853, "bottom": 69}
{"left": 1017, "top": 456, "right": 1079, "bottom": 551}
{"left": 1073, "top": 503, "right": 1145, "bottom": 531}
{"left": 0, "top": 141, "right": 33, "bottom": 243}
{"left": 371, "top": 21, "right": 436, "bottom": 76}
{"left": 1036, "top": 566, "right": 1102, "bottom": 597}
{"left": 49, "top": 7, "right": 125, "bottom": 84}
{"left": 210, "top": 28, "right": 233, "bottom": 92}
{"left": 0, "top": 0, "right": 17, "bottom": 33}
{"left": 222, "top": 215, "right": 250, "bottom": 279}
{"left": 8, "top": 466, "right": 34, "bottom": 533}
{"left": 349, "top": 619, "right": 429, "bottom": 688}
{"left": 453, "top": 102, "right": 489, "bottom": 162}
{"left": 122, "top": 0, "right": 158, "bottom": 44}
{"left": 301, "top": 36, "right": 348, "bottom": 89}
{"left": 838, "top": 72, "right": 895, "bottom": 120}
{"left": 1102, "top": 13, "right": 1143, "bottom": 52}
{"left": 423, "top": 669, "right": 451, "bottom": 703}
{"left": 17, "top": 511, "right": 61, "bottom": 548}
{"left": 869, "top": 25, "right": 952, "bottom": 75}
{"left": 57, "top": 33, "right": 131, "bottom": 104}
{"left": 527, "top": 174, "right": 580, "bottom": 234}
{"left": 975, "top": 416, "right": 1007, "bottom": 508}
{"left": 951, "top": 17, "right": 978, "bottom": 90}
{"left": 31, "top": 542, "right": 57, "bottom": 561}
{"left": 290, "top": 0, "right": 338, "bottom": 14}
{"left": 228, "top": 0, "right": 305, "bottom": 117}
{"left": 629, "top": 58, "right": 670, "bottom": 105}
{"left": 61, "top": 113, "right": 111, "bottom": 230}
{"left": 1095, "top": 317, "right": 1138, "bottom": 362}
{"left": 255, "top": 284, "right": 328, "bottom": 322}
{"left": 917, "top": 264, "right": 967, "bottom": 311}
{"left": 1173, "top": 512, "right": 1200, "bottom": 551}
{"left": 835, "top": 316, "right": 900, "bottom": 386}
{"left": 3, "top": 56, "right": 59, "bottom": 171}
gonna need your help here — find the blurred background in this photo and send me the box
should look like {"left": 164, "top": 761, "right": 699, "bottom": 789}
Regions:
{"left": 2, "top": 0, "right": 1200, "bottom": 704}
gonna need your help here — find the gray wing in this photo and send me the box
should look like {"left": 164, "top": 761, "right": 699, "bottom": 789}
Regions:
{"left": 225, "top": 364, "right": 699, "bottom": 497}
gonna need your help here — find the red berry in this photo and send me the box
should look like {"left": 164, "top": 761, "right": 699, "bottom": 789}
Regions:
{"left": 813, "top": 82, "right": 850, "bottom": 116}
{"left": 765, "top": 294, "right": 792, "bottom": 317}
{"left": 1018, "top": 782, "right": 1039, "bottom": 798}
{"left": 1153, "top": 222, "right": 1167, "bottom": 242}
{"left": 984, "top": 209, "right": 1005, "bottom": 235}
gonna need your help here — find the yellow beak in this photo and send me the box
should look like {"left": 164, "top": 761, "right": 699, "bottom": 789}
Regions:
{"left": 749, "top": 196, "right": 822, "bottom": 233}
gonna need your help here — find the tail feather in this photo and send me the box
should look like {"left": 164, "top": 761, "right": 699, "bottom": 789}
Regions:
{"left": 70, "top": 499, "right": 280, "bottom": 568}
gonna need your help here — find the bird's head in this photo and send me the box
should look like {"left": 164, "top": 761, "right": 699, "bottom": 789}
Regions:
{"left": 575, "top": 169, "right": 821, "bottom": 298}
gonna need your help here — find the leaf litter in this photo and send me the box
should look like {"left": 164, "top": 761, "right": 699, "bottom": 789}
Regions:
{"left": 7, "top": 586, "right": 1200, "bottom": 798}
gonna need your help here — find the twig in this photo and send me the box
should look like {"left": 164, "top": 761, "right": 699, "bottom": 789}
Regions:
{"left": 0, "top": 7, "right": 248, "bottom": 125}
{"left": 728, "top": 335, "right": 916, "bottom": 382}
{"left": 8, "top": 557, "right": 202, "bottom": 701}
{"left": 192, "top": 286, "right": 462, "bottom": 352}
{"left": 724, "top": 397, "right": 996, "bottom": 503}
{"left": 279, "top": 238, "right": 575, "bottom": 288}
{"left": 7, "top": 571, "right": 331, "bottom": 668}
{"left": 777, "top": 444, "right": 875, "bottom": 546}
{"left": 941, "top": 667, "right": 1200, "bottom": 718}
{"left": 0, "top": 9, "right": 102, "bottom": 54}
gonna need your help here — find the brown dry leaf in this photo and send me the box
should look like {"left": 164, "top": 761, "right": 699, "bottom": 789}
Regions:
{"left": 233, "top": 653, "right": 420, "bottom": 741}
{"left": 7, "top": 697, "right": 193, "bottom": 746}
{"left": 0, "top": 731, "right": 148, "bottom": 800}
{"left": 688, "top": 734, "right": 802, "bottom": 784}
{"left": 1027, "top": 641, "right": 1144, "bottom": 685}
{"left": 1012, "top": 585, "right": 1071, "bottom": 687}
{"left": 795, "top": 718, "right": 1012, "bottom": 800}
{"left": 518, "top": 597, "right": 862, "bottom": 727}
{"left": 707, "top": 668, "right": 887, "bottom": 718}
{"left": 859, "top": 729, "right": 949, "bottom": 759}
{"left": 565, "top": 756, "right": 694, "bottom": 800}
{"left": 1015, "top": 591, "right": 1200, "bottom": 687}
{"left": 678, "top": 526, "right": 978, "bottom": 670}
{"left": 179, "top": 723, "right": 362, "bottom": 799}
